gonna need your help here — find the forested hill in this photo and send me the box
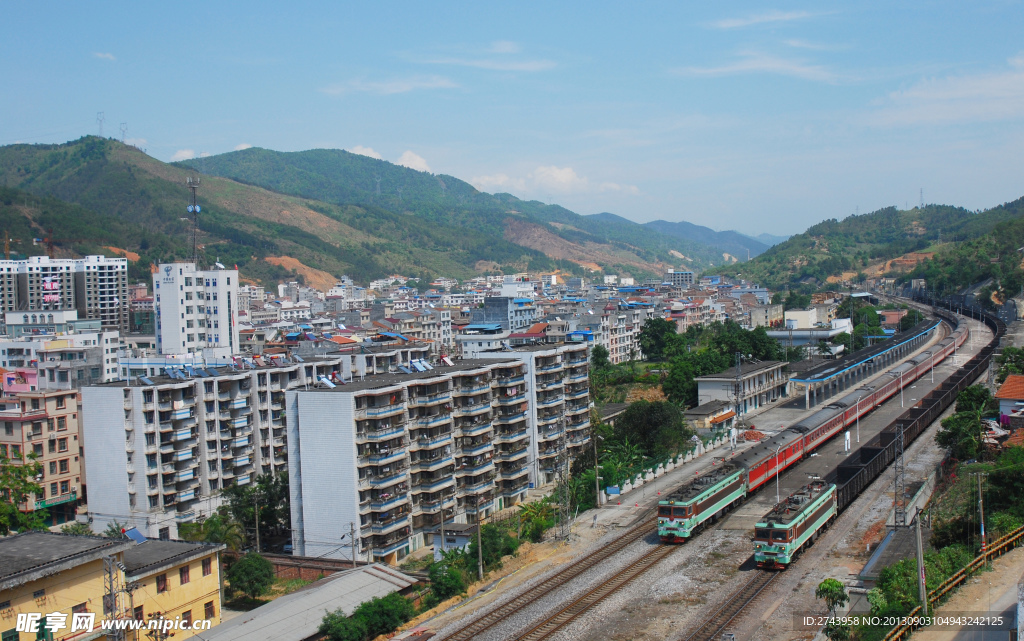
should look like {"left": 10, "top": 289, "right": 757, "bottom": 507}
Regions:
{"left": 176, "top": 146, "right": 760, "bottom": 274}
{"left": 714, "top": 200, "right": 1024, "bottom": 290}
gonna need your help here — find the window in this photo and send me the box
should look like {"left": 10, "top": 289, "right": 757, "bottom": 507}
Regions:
{"left": 204, "top": 600, "right": 215, "bottom": 619}
{"left": 31, "top": 398, "right": 39, "bottom": 410}
{"left": 3, "top": 423, "right": 11, "bottom": 436}
{"left": 49, "top": 461, "right": 56, "bottom": 474}
{"left": 149, "top": 495, "right": 158, "bottom": 508}
{"left": 133, "top": 605, "right": 144, "bottom": 621}
{"left": 32, "top": 589, "right": 45, "bottom": 599}
{"left": 72, "top": 603, "right": 88, "bottom": 614}
{"left": 57, "top": 417, "right": 66, "bottom": 431}
{"left": 2, "top": 629, "right": 17, "bottom": 641}
{"left": 11, "top": 445, "right": 19, "bottom": 457}
{"left": 179, "top": 565, "right": 190, "bottom": 585}
{"left": 181, "top": 610, "right": 192, "bottom": 627}
{"left": 0, "top": 445, "right": 6, "bottom": 457}
{"left": 202, "top": 557, "right": 212, "bottom": 576}
{"left": 148, "top": 476, "right": 157, "bottom": 489}
{"left": 156, "top": 573, "right": 167, "bottom": 593}
{"left": 58, "top": 438, "right": 68, "bottom": 452}
{"left": 56, "top": 396, "right": 65, "bottom": 409}
{"left": 159, "top": 527, "right": 169, "bottom": 541}
{"left": 47, "top": 419, "right": 54, "bottom": 432}
{"left": 59, "top": 459, "right": 69, "bottom": 473}
{"left": 33, "top": 443, "right": 43, "bottom": 457}
{"left": 50, "top": 483, "right": 58, "bottom": 496}
{"left": 48, "top": 440, "right": 56, "bottom": 454}
{"left": 60, "top": 481, "right": 69, "bottom": 495}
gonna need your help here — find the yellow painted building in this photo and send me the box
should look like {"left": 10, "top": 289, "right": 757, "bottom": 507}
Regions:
{"left": 0, "top": 532, "right": 223, "bottom": 641}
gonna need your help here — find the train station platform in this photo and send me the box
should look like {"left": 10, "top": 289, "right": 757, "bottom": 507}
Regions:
{"left": 789, "top": 319, "right": 942, "bottom": 410}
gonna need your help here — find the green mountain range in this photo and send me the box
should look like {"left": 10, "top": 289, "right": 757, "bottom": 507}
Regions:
{"left": 0, "top": 136, "right": 769, "bottom": 289}
{"left": 716, "top": 199, "right": 1024, "bottom": 292}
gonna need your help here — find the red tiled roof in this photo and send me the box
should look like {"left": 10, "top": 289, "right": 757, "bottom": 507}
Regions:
{"left": 995, "top": 374, "right": 1024, "bottom": 400}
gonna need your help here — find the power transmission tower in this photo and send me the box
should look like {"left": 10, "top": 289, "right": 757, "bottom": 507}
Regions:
{"left": 119, "top": 123, "right": 127, "bottom": 143}
{"left": 103, "top": 556, "right": 129, "bottom": 641}
{"left": 375, "top": 175, "right": 382, "bottom": 198}
{"left": 96, "top": 112, "right": 105, "bottom": 137}
{"left": 893, "top": 424, "right": 907, "bottom": 527}
{"left": 186, "top": 177, "right": 201, "bottom": 264}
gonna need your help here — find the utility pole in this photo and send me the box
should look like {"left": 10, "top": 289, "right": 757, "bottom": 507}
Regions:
{"left": 915, "top": 508, "right": 927, "bottom": 615}
{"left": 350, "top": 522, "right": 356, "bottom": 569}
{"left": 254, "top": 497, "right": 261, "bottom": 553}
{"left": 975, "top": 472, "right": 989, "bottom": 558}
{"left": 477, "top": 512, "right": 484, "bottom": 581}
{"left": 893, "top": 424, "right": 907, "bottom": 528}
{"left": 103, "top": 556, "right": 127, "bottom": 641}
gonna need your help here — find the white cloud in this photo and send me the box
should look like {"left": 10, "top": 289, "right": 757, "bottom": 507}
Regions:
{"left": 124, "top": 137, "right": 147, "bottom": 147}
{"left": 93, "top": 52, "right": 116, "bottom": 61}
{"left": 473, "top": 166, "right": 639, "bottom": 196}
{"left": 867, "top": 58, "right": 1024, "bottom": 126}
{"left": 171, "top": 149, "right": 195, "bottom": 161}
{"left": 711, "top": 10, "right": 815, "bottom": 29}
{"left": 234, "top": 143, "right": 253, "bottom": 151}
{"left": 347, "top": 145, "right": 382, "bottom": 159}
{"left": 471, "top": 173, "right": 527, "bottom": 193}
{"left": 676, "top": 52, "right": 836, "bottom": 82}
{"left": 397, "top": 151, "right": 431, "bottom": 172}
{"left": 424, "top": 57, "right": 555, "bottom": 72}
{"left": 488, "top": 41, "right": 521, "bottom": 54}
{"left": 320, "top": 75, "right": 457, "bottom": 96}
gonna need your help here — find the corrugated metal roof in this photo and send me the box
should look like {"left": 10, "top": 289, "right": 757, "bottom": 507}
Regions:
{"left": 203, "top": 564, "right": 417, "bottom": 641}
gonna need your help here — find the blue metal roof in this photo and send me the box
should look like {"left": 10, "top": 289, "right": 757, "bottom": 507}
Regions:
{"left": 791, "top": 320, "right": 939, "bottom": 384}
{"left": 462, "top": 323, "right": 503, "bottom": 330}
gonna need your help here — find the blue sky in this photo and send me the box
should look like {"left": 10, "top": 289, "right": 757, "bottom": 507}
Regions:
{"left": 3, "top": 2, "right": 1024, "bottom": 235}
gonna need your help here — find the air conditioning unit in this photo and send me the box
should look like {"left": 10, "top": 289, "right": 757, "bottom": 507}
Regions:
{"left": 48, "top": 433, "right": 57, "bottom": 441}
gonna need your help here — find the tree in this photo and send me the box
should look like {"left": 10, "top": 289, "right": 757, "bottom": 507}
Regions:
{"left": 815, "top": 578, "right": 850, "bottom": 641}
{"left": 353, "top": 592, "right": 416, "bottom": 638}
{"left": 103, "top": 520, "right": 129, "bottom": 538}
{"left": 319, "top": 610, "right": 368, "bottom": 641}
{"left": 0, "top": 451, "right": 45, "bottom": 535}
{"left": 226, "top": 553, "right": 275, "bottom": 600}
{"left": 60, "top": 522, "right": 94, "bottom": 536}
{"left": 817, "top": 340, "right": 832, "bottom": 358}
{"left": 590, "top": 345, "right": 611, "bottom": 371}
{"left": 466, "top": 523, "right": 520, "bottom": 572}
{"left": 178, "top": 513, "right": 245, "bottom": 551}
{"left": 613, "top": 401, "right": 691, "bottom": 460}
{"left": 996, "top": 346, "right": 1024, "bottom": 383}
{"left": 638, "top": 318, "right": 677, "bottom": 361}
{"left": 936, "top": 412, "right": 984, "bottom": 460}
{"left": 832, "top": 332, "right": 852, "bottom": 355}
{"left": 988, "top": 446, "right": 1024, "bottom": 515}
{"left": 428, "top": 557, "right": 467, "bottom": 601}
{"left": 221, "top": 473, "right": 290, "bottom": 550}
{"left": 954, "top": 385, "right": 993, "bottom": 415}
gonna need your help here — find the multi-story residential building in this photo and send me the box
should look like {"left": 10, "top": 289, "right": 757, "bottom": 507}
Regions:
{"left": 664, "top": 269, "right": 695, "bottom": 288}
{"left": 0, "top": 390, "right": 83, "bottom": 525}
{"left": 0, "top": 255, "right": 128, "bottom": 331}
{"left": 83, "top": 343, "right": 431, "bottom": 539}
{"left": 476, "top": 342, "right": 591, "bottom": 484}
{"left": 154, "top": 262, "right": 239, "bottom": 356}
{"left": 0, "top": 314, "right": 121, "bottom": 387}
{"left": 471, "top": 297, "right": 536, "bottom": 332}
{"left": 0, "top": 532, "right": 224, "bottom": 641}
{"left": 287, "top": 358, "right": 536, "bottom": 563}
{"left": 747, "top": 304, "right": 784, "bottom": 328}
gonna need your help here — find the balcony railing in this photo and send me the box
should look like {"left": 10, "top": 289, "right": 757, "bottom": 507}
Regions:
{"left": 409, "top": 392, "right": 451, "bottom": 406}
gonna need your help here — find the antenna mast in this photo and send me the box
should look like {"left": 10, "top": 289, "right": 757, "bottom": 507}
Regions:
{"left": 187, "top": 177, "right": 201, "bottom": 264}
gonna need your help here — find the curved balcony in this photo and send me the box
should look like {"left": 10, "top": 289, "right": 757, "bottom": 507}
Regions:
{"left": 357, "top": 425, "right": 406, "bottom": 443}
{"left": 497, "top": 446, "right": 528, "bottom": 462}
{"left": 537, "top": 413, "right": 561, "bottom": 427}
{"left": 537, "top": 361, "right": 563, "bottom": 373}
{"left": 453, "top": 382, "right": 490, "bottom": 396}
{"left": 494, "top": 410, "right": 526, "bottom": 424}
{"left": 413, "top": 414, "right": 452, "bottom": 428}
{"left": 369, "top": 494, "right": 410, "bottom": 512}
{"left": 500, "top": 481, "right": 530, "bottom": 498}
{"left": 495, "top": 392, "right": 527, "bottom": 406}
{"left": 499, "top": 465, "right": 529, "bottom": 480}
{"left": 456, "top": 460, "right": 494, "bottom": 477}
{"left": 537, "top": 395, "right": 563, "bottom": 410}
{"left": 370, "top": 514, "right": 409, "bottom": 535}
{"left": 496, "top": 374, "right": 525, "bottom": 385}
{"left": 565, "top": 387, "right": 589, "bottom": 400}
{"left": 459, "top": 476, "right": 496, "bottom": 494}
{"left": 566, "top": 370, "right": 589, "bottom": 383}
{"left": 457, "top": 420, "right": 491, "bottom": 437}
{"left": 414, "top": 475, "right": 455, "bottom": 493}
{"left": 361, "top": 449, "right": 407, "bottom": 466}
{"left": 566, "top": 403, "right": 589, "bottom": 416}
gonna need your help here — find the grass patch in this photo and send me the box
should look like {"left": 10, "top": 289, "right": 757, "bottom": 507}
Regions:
{"left": 223, "top": 595, "right": 269, "bottom": 611}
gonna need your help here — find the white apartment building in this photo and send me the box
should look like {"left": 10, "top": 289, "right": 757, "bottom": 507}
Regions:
{"left": 0, "top": 311, "right": 120, "bottom": 387}
{"left": 154, "top": 263, "right": 239, "bottom": 356}
{"left": 475, "top": 342, "right": 591, "bottom": 484}
{"left": 288, "top": 358, "right": 535, "bottom": 563}
{"left": 83, "top": 342, "right": 433, "bottom": 540}
{"left": 0, "top": 255, "right": 128, "bottom": 331}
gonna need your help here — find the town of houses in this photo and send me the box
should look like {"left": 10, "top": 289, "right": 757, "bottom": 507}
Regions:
{"left": 0, "top": 256, "right": 860, "bottom": 568}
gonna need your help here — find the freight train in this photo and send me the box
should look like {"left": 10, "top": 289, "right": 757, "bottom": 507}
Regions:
{"left": 657, "top": 315, "right": 969, "bottom": 543}
{"left": 753, "top": 481, "right": 837, "bottom": 568}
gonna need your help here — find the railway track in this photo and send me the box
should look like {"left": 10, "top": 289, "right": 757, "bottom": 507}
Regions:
{"left": 682, "top": 570, "right": 779, "bottom": 641}
{"left": 438, "top": 513, "right": 655, "bottom": 641}
{"left": 515, "top": 543, "right": 679, "bottom": 641}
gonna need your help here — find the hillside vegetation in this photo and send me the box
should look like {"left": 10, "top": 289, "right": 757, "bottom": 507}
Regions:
{"left": 177, "top": 147, "right": 761, "bottom": 276}
{"left": 715, "top": 201, "right": 1024, "bottom": 290}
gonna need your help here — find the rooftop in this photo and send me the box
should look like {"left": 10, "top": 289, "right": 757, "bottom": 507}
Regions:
{"left": 0, "top": 532, "right": 135, "bottom": 591}
{"left": 995, "top": 374, "right": 1024, "bottom": 400}
{"left": 202, "top": 564, "right": 417, "bottom": 641}
{"left": 663, "top": 463, "right": 741, "bottom": 503}
{"left": 684, "top": 399, "right": 732, "bottom": 417}
{"left": 122, "top": 539, "right": 224, "bottom": 578}
{"left": 301, "top": 358, "right": 522, "bottom": 393}
{"left": 695, "top": 360, "right": 786, "bottom": 381}
{"left": 756, "top": 481, "right": 834, "bottom": 527}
